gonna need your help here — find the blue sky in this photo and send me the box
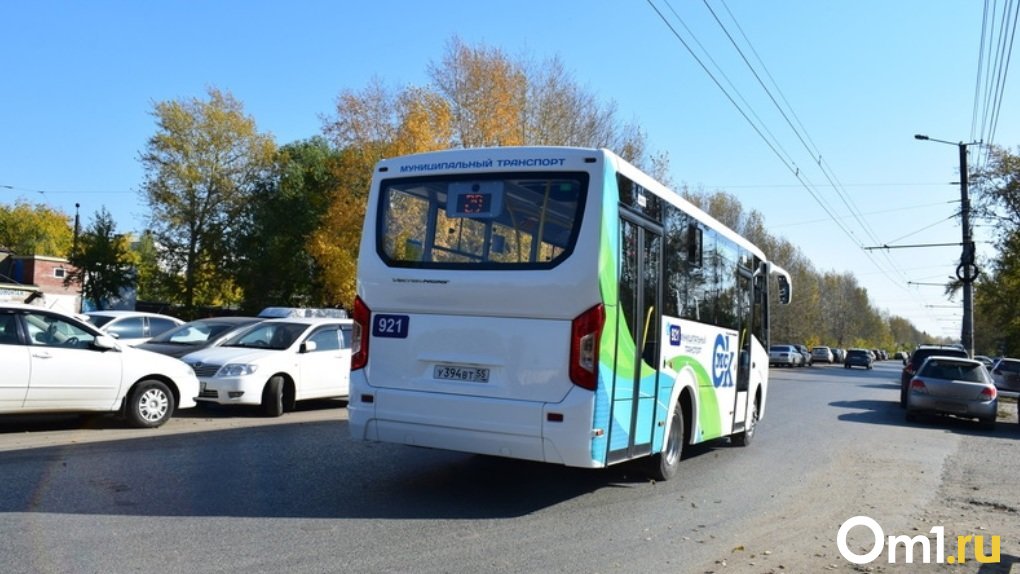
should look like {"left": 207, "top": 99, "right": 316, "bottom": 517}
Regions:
{"left": 2, "top": 1, "right": 1016, "bottom": 338}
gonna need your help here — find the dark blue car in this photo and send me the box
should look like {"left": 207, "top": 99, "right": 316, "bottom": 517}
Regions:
{"left": 844, "top": 348, "right": 873, "bottom": 370}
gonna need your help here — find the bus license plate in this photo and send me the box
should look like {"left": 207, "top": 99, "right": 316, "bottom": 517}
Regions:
{"left": 434, "top": 365, "right": 490, "bottom": 383}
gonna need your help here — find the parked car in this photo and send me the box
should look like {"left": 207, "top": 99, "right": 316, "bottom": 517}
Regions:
{"left": 974, "top": 355, "right": 996, "bottom": 369}
{"left": 831, "top": 348, "right": 846, "bottom": 363}
{"left": 183, "top": 316, "right": 353, "bottom": 416}
{"left": 900, "top": 345, "right": 969, "bottom": 407}
{"left": 989, "top": 357, "right": 1020, "bottom": 392}
{"left": 844, "top": 348, "right": 873, "bottom": 370}
{"left": 0, "top": 303, "right": 200, "bottom": 428}
{"left": 769, "top": 344, "right": 803, "bottom": 367}
{"left": 84, "top": 310, "right": 184, "bottom": 346}
{"left": 794, "top": 344, "right": 813, "bottom": 367}
{"left": 135, "top": 316, "right": 262, "bottom": 358}
{"left": 904, "top": 356, "right": 997, "bottom": 428}
{"left": 811, "top": 346, "right": 834, "bottom": 364}
{"left": 893, "top": 351, "right": 908, "bottom": 361}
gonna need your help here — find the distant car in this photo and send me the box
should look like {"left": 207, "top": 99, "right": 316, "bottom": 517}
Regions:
{"left": 831, "top": 348, "right": 846, "bottom": 363}
{"left": 769, "top": 344, "right": 803, "bottom": 367}
{"left": 844, "top": 348, "right": 873, "bottom": 370}
{"left": 183, "top": 317, "right": 353, "bottom": 416}
{"left": 893, "top": 351, "right": 908, "bottom": 361}
{"left": 811, "top": 346, "right": 834, "bottom": 364}
{"left": 900, "top": 345, "right": 969, "bottom": 407}
{"left": 974, "top": 355, "right": 996, "bottom": 369}
{"left": 794, "top": 344, "right": 813, "bottom": 367}
{"left": 84, "top": 310, "right": 184, "bottom": 346}
{"left": 989, "top": 357, "right": 1020, "bottom": 392}
{"left": 134, "top": 316, "right": 262, "bottom": 358}
{"left": 0, "top": 302, "right": 200, "bottom": 428}
{"left": 904, "top": 356, "right": 997, "bottom": 428}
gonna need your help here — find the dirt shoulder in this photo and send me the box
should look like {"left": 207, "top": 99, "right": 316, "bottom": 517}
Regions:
{"left": 700, "top": 398, "right": 1020, "bottom": 573}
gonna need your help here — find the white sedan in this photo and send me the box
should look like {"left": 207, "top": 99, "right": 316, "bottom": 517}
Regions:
{"left": 182, "top": 317, "right": 353, "bottom": 416}
{"left": 0, "top": 303, "right": 200, "bottom": 428}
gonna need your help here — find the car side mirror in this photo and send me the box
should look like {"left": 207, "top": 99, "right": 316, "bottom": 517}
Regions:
{"left": 93, "top": 335, "right": 121, "bottom": 351}
{"left": 301, "top": 340, "right": 318, "bottom": 353}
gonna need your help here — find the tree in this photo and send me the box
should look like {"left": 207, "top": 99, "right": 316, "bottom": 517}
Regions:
{"left": 0, "top": 200, "right": 73, "bottom": 257}
{"left": 65, "top": 208, "right": 136, "bottom": 309}
{"left": 131, "top": 231, "right": 176, "bottom": 304}
{"left": 235, "top": 137, "right": 338, "bottom": 312}
{"left": 139, "top": 87, "right": 275, "bottom": 312}
{"left": 972, "top": 145, "right": 1020, "bottom": 356}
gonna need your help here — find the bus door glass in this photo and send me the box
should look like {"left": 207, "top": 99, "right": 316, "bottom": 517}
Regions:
{"left": 609, "top": 214, "right": 662, "bottom": 462}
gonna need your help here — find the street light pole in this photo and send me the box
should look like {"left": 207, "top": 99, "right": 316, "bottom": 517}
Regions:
{"left": 914, "top": 134, "right": 980, "bottom": 357}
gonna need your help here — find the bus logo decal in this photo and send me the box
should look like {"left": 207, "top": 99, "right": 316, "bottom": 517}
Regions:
{"left": 669, "top": 324, "right": 681, "bottom": 346}
{"left": 712, "top": 334, "right": 734, "bottom": 388}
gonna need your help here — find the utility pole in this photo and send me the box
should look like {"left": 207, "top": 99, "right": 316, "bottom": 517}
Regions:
{"left": 957, "top": 142, "right": 976, "bottom": 358}
{"left": 914, "top": 135, "right": 980, "bottom": 357}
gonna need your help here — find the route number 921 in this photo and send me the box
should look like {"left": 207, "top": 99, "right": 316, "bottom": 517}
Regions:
{"left": 372, "top": 314, "right": 409, "bottom": 338}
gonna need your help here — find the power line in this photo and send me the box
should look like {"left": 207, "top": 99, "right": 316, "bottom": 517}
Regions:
{"left": 647, "top": 0, "right": 946, "bottom": 328}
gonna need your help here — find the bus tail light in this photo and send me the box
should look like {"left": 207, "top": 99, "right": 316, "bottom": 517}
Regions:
{"left": 570, "top": 304, "right": 605, "bottom": 391}
{"left": 352, "top": 296, "right": 370, "bottom": 371}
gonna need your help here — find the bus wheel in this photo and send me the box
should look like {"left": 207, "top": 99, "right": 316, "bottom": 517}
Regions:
{"left": 648, "top": 403, "right": 684, "bottom": 481}
{"left": 732, "top": 394, "right": 758, "bottom": 447}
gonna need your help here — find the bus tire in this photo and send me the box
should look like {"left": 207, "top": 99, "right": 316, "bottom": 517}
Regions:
{"left": 648, "top": 403, "right": 684, "bottom": 481}
{"left": 732, "top": 393, "right": 759, "bottom": 447}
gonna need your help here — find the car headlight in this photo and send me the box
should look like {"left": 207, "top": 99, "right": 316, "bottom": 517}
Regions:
{"left": 217, "top": 363, "right": 259, "bottom": 377}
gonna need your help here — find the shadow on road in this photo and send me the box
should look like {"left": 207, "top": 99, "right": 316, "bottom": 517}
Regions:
{"left": 832, "top": 398, "right": 1020, "bottom": 440}
{"left": 0, "top": 412, "right": 736, "bottom": 520}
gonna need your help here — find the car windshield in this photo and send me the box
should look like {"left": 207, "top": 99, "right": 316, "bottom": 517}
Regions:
{"left": 920, "top": 360, "right": 987, "bottom": 383}
{"left": 913, "top": 348, "right": 967, "bottom": 364}
{"left": 996, "top": 360, "right": 1020, "bottom": 373}
{"left": 149, "top": 322, "right": 242, "bottom": 345}
{"left": 222, "top": 322, "right": 307, "bottom": 350}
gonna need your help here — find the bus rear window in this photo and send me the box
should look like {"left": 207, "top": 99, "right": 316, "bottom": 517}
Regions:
{"left": 377, "top": 172, "right": 588, "bottom": 268}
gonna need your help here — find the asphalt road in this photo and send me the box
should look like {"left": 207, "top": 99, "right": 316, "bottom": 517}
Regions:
{"left": 1, "top": 362, "right": 1016, "bottom": 574}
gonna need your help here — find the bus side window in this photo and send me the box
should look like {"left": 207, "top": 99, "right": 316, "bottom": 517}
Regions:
{"left": 687, "top": 223, "right": 703, "bottom": 267}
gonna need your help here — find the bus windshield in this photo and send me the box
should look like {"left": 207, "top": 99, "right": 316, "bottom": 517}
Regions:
{"left": 377, "top": 172, "right": 588, "bottom": 269}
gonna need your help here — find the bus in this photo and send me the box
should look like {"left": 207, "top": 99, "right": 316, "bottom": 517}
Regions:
{"left": 348, "top": 147, "right": 791, "bottom": 480}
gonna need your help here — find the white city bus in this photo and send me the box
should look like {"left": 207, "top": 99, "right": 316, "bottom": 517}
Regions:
{"left": 349, "top": 147, "right": 791, "bottom": 480}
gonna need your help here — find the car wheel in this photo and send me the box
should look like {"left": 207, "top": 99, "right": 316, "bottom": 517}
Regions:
{"left": 125, "top": 380, "right": 174, "bottom": 428}
{"left": 732, "top": 393, "right": 759, "bottom": 447}
{"left": 262, "top": 376, "right": 285, "bottom": 417}
{"left": 905, "top": 411, "right": 918, "bottom": 423}
{"left": 979, "top": 416, "right": 996, "bottom": 430}
{"left": 899, "top": 384, "right": 907, "bottom": 408}
{"left": 648, "top": 403, "right": 684, "bottom": 481}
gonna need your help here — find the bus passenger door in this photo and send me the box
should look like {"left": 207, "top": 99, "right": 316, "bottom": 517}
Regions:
{"left": 732, "top": 266, "right": 754, "bottom": 433}
{"left": 608, "top": 216, "right": 662, "bottom": 463}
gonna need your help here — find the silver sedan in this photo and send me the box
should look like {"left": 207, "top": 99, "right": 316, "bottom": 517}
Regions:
{"left": 905, "top": 356, "right": 998, "bottom": 428}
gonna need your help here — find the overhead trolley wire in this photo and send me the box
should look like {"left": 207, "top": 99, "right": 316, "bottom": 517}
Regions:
{"left": 647, "top": 0, "right": 944, "bottom": 326}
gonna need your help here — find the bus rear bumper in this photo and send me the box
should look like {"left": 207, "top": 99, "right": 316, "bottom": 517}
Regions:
{"left": 348, "top": 378, "right": 600, "bottom": 469}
